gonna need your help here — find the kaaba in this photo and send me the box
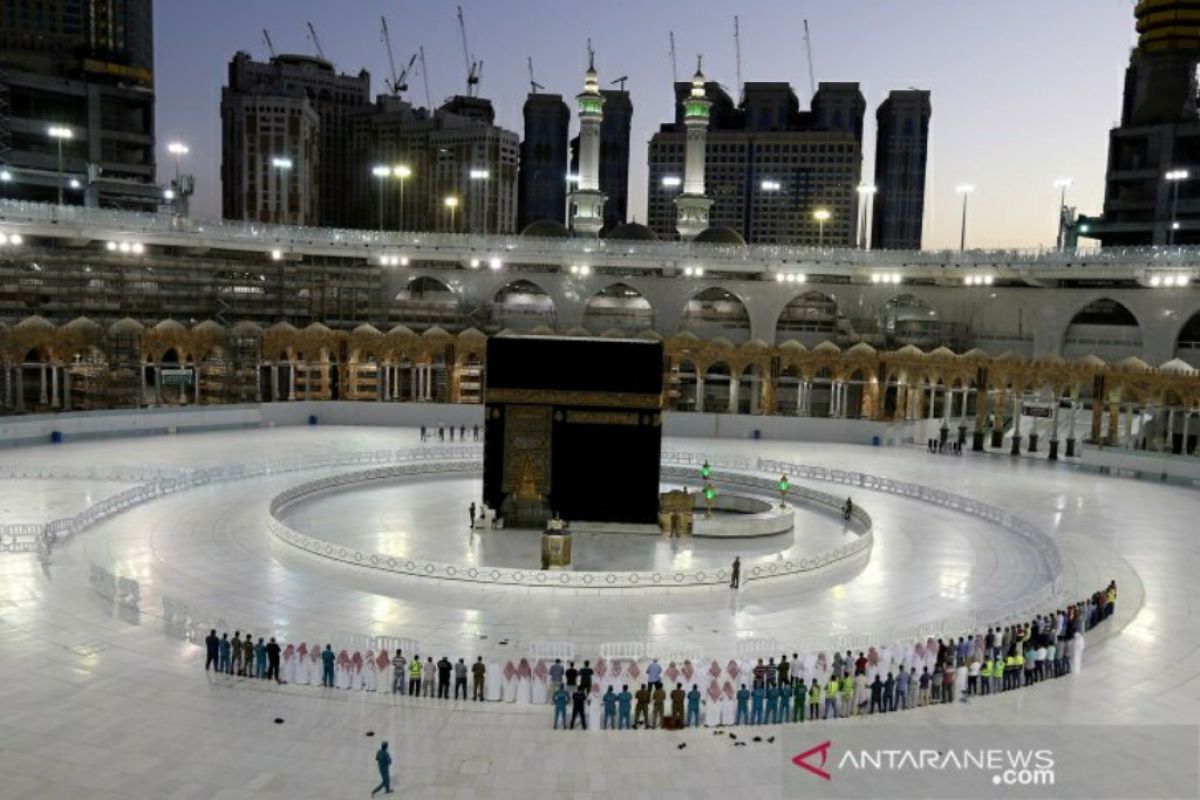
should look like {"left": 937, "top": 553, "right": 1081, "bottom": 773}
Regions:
{"left": 482, "top": 335, "right": 663, "bottom": 525}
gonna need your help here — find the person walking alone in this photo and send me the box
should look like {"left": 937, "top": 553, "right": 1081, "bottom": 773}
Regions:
{"left": 468, "top": 502, "right": 476, "bottom": 528}
{"left": 730, "top": 556, "right": 741, "bottom": 590}
{"left": 371, "top": 741, "right": 393, "bottom": 795}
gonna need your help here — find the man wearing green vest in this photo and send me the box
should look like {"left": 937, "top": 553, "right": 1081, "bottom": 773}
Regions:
{"left": 825, "top": 675, "right": 840, "bottom": 719}
{"left": 980, "top": 657, "right": 992, "bottom": 695}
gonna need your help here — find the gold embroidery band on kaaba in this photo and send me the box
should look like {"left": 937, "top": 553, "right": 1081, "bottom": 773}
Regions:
{"left": 486, "top": 388, "right": 662, "bottom": 410}
{"left": 565, "top": 410, "right": 641, "bottom": 426}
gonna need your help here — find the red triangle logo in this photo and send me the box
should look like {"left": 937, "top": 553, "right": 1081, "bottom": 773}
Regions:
{"left": 792, "top": 740, "right": 833, "bottom": 781}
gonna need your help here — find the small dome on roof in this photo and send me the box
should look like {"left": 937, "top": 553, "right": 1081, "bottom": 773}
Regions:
{"left": 520, "top": 219, "right": 572, "bottom": 238}
{"left": 636, "top": 329, "right": 663, "bottom": 341}
{"left": 231, "top": 321, "right": 262, "bottom": 335}
{"left": 779, "top": 339, "right": 808, "bottom": 351}
{"left": 928, "top": 346, "right": 957, "bottom": 359}
{"left": 422, "top": 325, "right": 451, "bottom": 338}
{"left": 894, "top": 344, "right": 926, "bottom": 357}
{"left": 600, "top": 328, "right": 625, "bottom": 338}
{"left": 961, "top": 348, "right": 989, "bottom": 360}
{"left": 1116, "top": 356, "right": 1151, "bottom": 371}
{"left": 153, "top": 319, "right": 186, "bottom": 333}
{"left": 266, "top": 321, "right": 297, "bottom": 334}
{"left": 671, "top": 330, "right": 701, "bottom": 342}
{"left": 387, "top": 324, "right": 416, "bottom": 337}
{"left": 1159, "top": 358, "right": 1195, "bottom": 374}
{"left": 16, "top": 315, "right": 54, "bottom": 330}
{"left": 605, "top": 221, "right": 659, "bottom": 242}
{"left": 813, "top": 341, "right": 841, "bottom": 353}
{"left": 709, "top": 336, "right": 734, "bottom": 349}
{"left": 565, "top": 326, "right": 591, "bottom": 337}
{"left": 846, "top": 342, "right": 876, "bottom": 357}
{"left": 693, "top": 226, "right": 746, "bottom": 246}
{"left": 352, "top": 323, "right": 382, "bottom": 336}
{"left": 1074, "top": 354, "right": 1107, "bottom": 368}
{"left": 192, "top": 320, "right": 225, "bottom": 333}
{"left": 740, "top": 337, "right": 770, "bottom": 350}
{"left": 457, "top": 326, "right": 486, "bottom": 340}
{"left": 64, "top": 316, "right": 101, "bottom": 333}
{"left": 303, "top": 322, "right": 332, "bottom": 335}
{"left": 529, "top": 325, "right": 556, "bottom": 335}
{"left": 109, "top": 317, "right": 144, "bottom": 335}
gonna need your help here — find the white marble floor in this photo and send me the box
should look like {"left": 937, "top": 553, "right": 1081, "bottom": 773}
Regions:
{"left": 278, "top": 475, "right": 858, "bottom": 571}
{"left": 0, "top": 426, "right": 1195, "bottom": 798}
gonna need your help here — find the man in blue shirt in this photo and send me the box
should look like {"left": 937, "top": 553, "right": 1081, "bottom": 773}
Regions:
{"left": 254, "top": 638, "right": 266, "bottom": 679}
{"left": 602, "top": 687, "right": 617, "bottom": 729}
{"left": 371, "top": 741, "right": 392, "bottom": 796}
{"left": 552, "top": 686, "right": 569, "bottom": 729}
{"left": 321, "top": 644, "right": 336, "bottom": 688}
{"left": 617, "top": 684, "right": 633, "bottom": 729}
{"left": 217, "top": 633, "right": 230, "bottom": 674}
{"left": 549, "top": 659, "right": 564, "bottom": 694}
{"left": 735, "top": 684, "right": 750, "bottom": 725}
{"left": 765, "top": 684, "right": 779, "bottom": 724}
{"left": 751, "top": 684, "right": 766, "bottom": 725}
{"left": 686, "top": 684, "right": 702, "bottom": 728}
{"left": 779, "top": 678, "right": 792, "bottom": 721}
{"left": 646, "top": 659, "right": 662, "bottom": 690}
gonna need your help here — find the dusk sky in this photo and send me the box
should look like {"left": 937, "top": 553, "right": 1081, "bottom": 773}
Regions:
{"left": 156, "top": 0, "right": 1138, "bottom": 250}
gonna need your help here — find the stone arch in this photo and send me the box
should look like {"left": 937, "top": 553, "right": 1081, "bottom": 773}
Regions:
{"left": 1062, "top": 297, "right": 1143, "bottom": 361}
{"left": 774, "top": 290, "right": 841, "bottom": 344}
{"left": 490, "top": 279, "right": 557, "bottom": 332}
{"left": 392, "top": 275, "right": 462, "bottom": 331}
{"left": 702, "top": 361, "right": 733, "bottom": 413}
{"left": 582, "top": 283, "right": 655, "bottom": 333}
{"left": 1175, "top": 308, "right": 1200, "bottom": 359}
{"left": 881, "top": 294, "right": 944, "bottom": 349}
{"left": 680, "top": 286, "right": 751, "bottom": 343}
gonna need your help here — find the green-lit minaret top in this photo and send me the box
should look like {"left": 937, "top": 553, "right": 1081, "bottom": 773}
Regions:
{"left": 1136, "top": 0, "right": 1200, "bottom": 53}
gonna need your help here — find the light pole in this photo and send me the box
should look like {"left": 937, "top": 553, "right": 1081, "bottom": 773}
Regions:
{"left": 167, "top": 142, "right": 189, "bottom": 186}
{"left": 469, "top": 168, "right": 490, "bottom": 234}
{"left": 372, "top": 165, "right": 390, "bottom": 231}
{"left": 856, "top": 184, "right": 877, "bottom": 249}
{"left": 444, "top": 195, "right": 459, "bottom": 233}
{"left": 813, "top": 208, "right": 831, "bottom": 247}
{"left": 1054, "top": 178, "right": 1073, "bottom": 250}
{"left": 271, "top": 157, "right": 293, "bottom": 224}
{"left": 1166, "top": 169, "right": 1189, "bottom": 245}
{"left": 393, "top": 164, "right": 411, "bottom": 230}
{"left": 47, "top": 126, "right": 73, "bottom": 205}
{"left": 956, "top": 184, "right": 975, "bottom": 251}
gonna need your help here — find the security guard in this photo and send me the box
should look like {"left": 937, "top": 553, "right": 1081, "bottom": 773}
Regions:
{"left": 825, "top": 675, "right": 840, "bottom": 719}
{"left": 634, "top": 683, "right": 650, "bottom": 729}
{"left": 751, "top": 683, "right": 766, "bottom": 725}
{"left": 793, "top": 679, "right": 806, "bottom": 722}
{"left": 617, "top": 684, "right": 633, "bottom": 729}
{"left": 980, "top": 657, "right": 992, "bottom": 695}
{"left": 841, "top": 672, "right": 855, "bottom": 716}
{"left": 736, "top": 684, "right": 751, "bottom": 725}
{"left": 686, "top": 684, "right": 702, "bottom": 728}
{"left": 808, "top": 679, "right": 821, "bottom": 721}
{"left": 651, "top": 684, "right": 666, "bottom": 729}
{"left": 765, "top": 683, "right": 779, "bottom": 724}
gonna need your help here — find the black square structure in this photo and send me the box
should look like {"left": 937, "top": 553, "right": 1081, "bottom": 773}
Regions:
{"left": 483, "top": 335, "right": 664, "bottom": 525}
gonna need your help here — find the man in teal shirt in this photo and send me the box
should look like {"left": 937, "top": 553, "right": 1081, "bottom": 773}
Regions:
{"left": 617, "top": 684, "right": 632, "bottom": 729}
{"left": 765, "top": 684, "right": 779, "bottom": 724}
{"left": 779, "top": 678, "right": 792, "bottom": 721}
{"left": 751, "top": 685, "right": 766, "bottom": 725}
{"left": 371, "top": 741, "right": 392, "bottom": 796}
{"left": 686, "top": 684, "right": 702, "bottom": 727}
{"left": 552, "top": 686, "right": 569, "bottom": 729}
{"left": 321, "top": 644, "right": 335, "bottom": 688}
{"left": 602, "top": 687, "right": 618, "bottom": 729}
{"left": 793, "top": 681, "right": 806, "bottom": 722}
{"left": 735, "top": 684, "right": 751, "bottom": 725}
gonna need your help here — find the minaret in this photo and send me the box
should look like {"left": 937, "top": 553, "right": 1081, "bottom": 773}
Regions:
{"left": 675, "top": 57, "right": 714, "bottom": 241}
{"left": 569, "top": 45, "right": 607, "bottom": 237}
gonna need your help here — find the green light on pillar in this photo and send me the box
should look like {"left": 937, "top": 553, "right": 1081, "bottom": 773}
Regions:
{"left": 779, "top": 474, "right": 790, "bottom": 492}
{"left": 701, "top": 460, "right": 711, "bottom": 479}
{"left": 703, "top": 483, "right": 716, "bottom": 501}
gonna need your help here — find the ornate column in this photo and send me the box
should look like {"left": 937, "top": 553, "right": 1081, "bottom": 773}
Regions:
{"left": 62, "top": 368, "right": 71, "bottom": 411}
{"left": 154, "top": 364, "right": 162, "bottom": 405}
{"left": 696, "top": 375, "right": 705, "bottom": 412}
{"left": 1065, "top": 397, "right": 1080, "bottom": 457}
{"left": 288, "top": 364, "right": 296, "bottom": 401}
{"left": 1048, "top": 394, "right": 1061, "bottom": 461}
{"left": 1106, "top": 399, "right": 1119, "bottom": 446}
{"left": 50, "top": 365, "right": 59, "bottom": 408}
{"left": 728, "top": 374, "right": 739, "bottom": 414}
{"left": 1010, "top": 389, "right": 1022, "bottom": 455}
{"left": 1165, "top": 407, "right": 1176, "bottom": 453}
{"left": 270, "top": 363, "right": 279, "bottom": 402}
{"left": 1124, "top": 404, "right": 1136, "bottom": 449}
{"left": 39, "top": 363, "right": 48, "bottom": 405}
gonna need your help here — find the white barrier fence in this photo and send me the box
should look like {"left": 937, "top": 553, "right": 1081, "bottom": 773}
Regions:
{"left": 266, "top": 462, "right": 875, "bottom": 589}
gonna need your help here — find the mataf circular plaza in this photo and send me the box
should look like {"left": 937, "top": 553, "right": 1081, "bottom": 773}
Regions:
{"left": 2, "top": 200, "right": 1200, "bottom": 799}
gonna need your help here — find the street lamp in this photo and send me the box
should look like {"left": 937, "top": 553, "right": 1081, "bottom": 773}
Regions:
{"left": 372, "top": 164, "right": 390, "bottom": 231}
{"left": 444, "top": 195, "right": 459, "bottom": 233}
{"left": 1166, "top": 169, "right": 1189, "bottom": 245}
{"left": 393, "top": 164, "right": 412, "bottom": 230}
{"left": 47, "top": 126, "right": 73, "bottom": 205}
{"left": 813, "top": 208, "right": 832, "bottom": 247}
{"left": 955, "top": 184, "right": 975, "bottom": 251}
{"left": 856, "top": 184, "right": 877, "bottom": 249}
{"left": 1054, "top": 178, "right": 1073, "bottom": 250}
{"left": 469, "top": 168, "right": 490, "bottom": 235}
{"left": 271, "top": 157, "right": 293, "bottom": 224}
{"left": 167, "top": 142, "right": 189, "bottom": 186}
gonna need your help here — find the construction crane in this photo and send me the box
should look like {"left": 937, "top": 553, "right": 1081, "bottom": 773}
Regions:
{"left": 262, "top": 29, "right": 276, "bottom": 59}
{"left": 669, "top": 31, "right": 678, "bottom": 84}
{"left": 419, "top": 46, "right": 433, "bottom": 109}
{"left": 527, "top": 57, "right": 544, "bottom": 93}
{"left": 734, "top": 16, "right": 744, "bottom": 103}
{"left": 610, "top": 76, "right": 628, "bottom": 92}
{"left": 802, "top": 19, "right": 817, "bottom": 97}
{"left": 381, "top": 17, "right": 399, "bottom": 93}
{"left": 306, "top": 20, "right": 328, "bottom": 62}
{"left": 456, "top": 5, "right": 481, "bottom": 97}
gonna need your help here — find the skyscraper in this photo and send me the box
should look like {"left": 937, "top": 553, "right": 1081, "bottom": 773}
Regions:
{"left": 647, "top": 80, "right": 864, "bottom": 245}
{"left": 872, "top": 90, "right": 931, "bottom": 250}
{"left": 221, "top": 52, "right": 370, "bottom": 227}
{"left": 0, "top": 0, "right": 158, "bottom": 209}
{"left": 1082, "top": 1, "right": 1200, "bottom": 246}
{"left": 349, "top": 95, "right": 519, "bottom": 235}
{"left": 518, "top": 92, "right": 570, "bottom": 229}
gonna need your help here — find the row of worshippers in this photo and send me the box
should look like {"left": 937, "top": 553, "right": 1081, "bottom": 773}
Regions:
{"left": 199, "top": 581, "right": 1114, "bottom": 727}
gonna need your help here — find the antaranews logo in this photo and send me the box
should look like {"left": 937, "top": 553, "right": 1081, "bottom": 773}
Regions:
{"left": 791, "top": 740, "right": 1055, "bottom": 787}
